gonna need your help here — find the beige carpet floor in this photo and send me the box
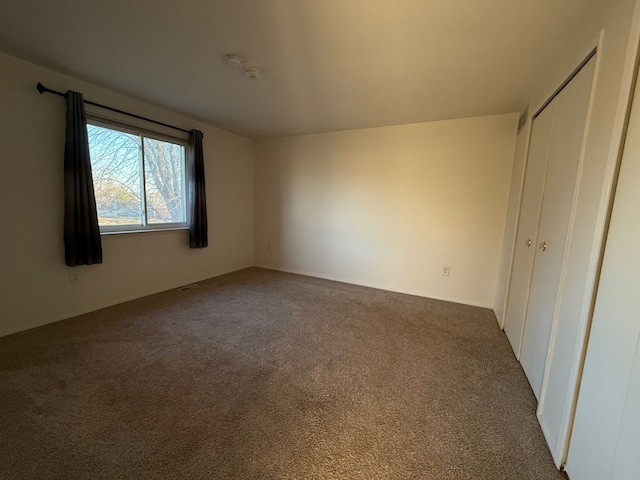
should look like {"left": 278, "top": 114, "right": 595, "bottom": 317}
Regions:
{"left": 0, "top": 268, "right": 565, "bottom": 479}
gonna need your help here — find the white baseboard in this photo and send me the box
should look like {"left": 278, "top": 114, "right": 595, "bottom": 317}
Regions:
{"left": 0, "top": 265, "right": 252, "bottom": 338}
{"left": 255, "top": 264, "right": 493, "bottom": 309}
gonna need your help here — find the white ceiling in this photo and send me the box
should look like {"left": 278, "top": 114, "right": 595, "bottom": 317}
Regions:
{"left": 0, "top": 0, "right": 600, "bottom": 138}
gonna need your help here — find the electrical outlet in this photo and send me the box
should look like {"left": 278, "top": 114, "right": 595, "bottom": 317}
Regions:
{"left": 267, "top": 243, "right": 272, "bottom": 252}
{"left": 442, "top": 266, "right": 450, "bottom": 276}
{"left": 69, "top": 270, "right": 81, "bottom": 284}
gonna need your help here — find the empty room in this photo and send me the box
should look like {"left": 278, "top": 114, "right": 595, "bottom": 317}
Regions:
{"left": 1, "top": 1, "right": 639, "bottom": 479}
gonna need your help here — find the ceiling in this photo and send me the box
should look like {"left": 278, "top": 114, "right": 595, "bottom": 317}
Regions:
{"left": 0, "top": 0, "right": 600, "bottom": 138}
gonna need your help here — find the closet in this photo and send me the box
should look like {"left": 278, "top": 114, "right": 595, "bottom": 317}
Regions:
{"left": 502, "top": 54, "right": 596, "bottom": 466}
{"left": 520, "top": 57, "right": 595, "bottom": 398}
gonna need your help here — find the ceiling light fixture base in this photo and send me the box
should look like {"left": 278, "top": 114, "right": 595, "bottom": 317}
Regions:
{"left": 224, "top": 54, "right": 245, "bottom": 69}
{"left": 244, "top": 67, "right": 262, "bottom": 79}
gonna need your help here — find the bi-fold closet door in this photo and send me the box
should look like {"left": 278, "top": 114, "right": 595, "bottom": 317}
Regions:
{"left": 502, "top": 55, "right": 596, "bottom": 466}
{"left": 503, "top": 102, "right": 554, "bottom": 361}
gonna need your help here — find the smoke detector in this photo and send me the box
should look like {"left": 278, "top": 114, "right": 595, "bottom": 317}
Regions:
{"left": 224, "top": 54, "right": 263, "bottom": 80}
{"left": 244, "top": 68, "right": 262, "bottom": 79}
{"left": 224, "top": 54, "right": 245, "bottom": 69}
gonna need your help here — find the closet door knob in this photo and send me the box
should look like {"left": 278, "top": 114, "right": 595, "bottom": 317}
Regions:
{"left": 526, "top": 239, "right": 532, "bottom": 247}
{"left": 539, "top": 242, "right": 547, "bottom": 252}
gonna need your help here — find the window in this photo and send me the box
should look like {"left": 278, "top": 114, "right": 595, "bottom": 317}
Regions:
{"left": 87, "top": 119, "right": 188, "bottom": 233}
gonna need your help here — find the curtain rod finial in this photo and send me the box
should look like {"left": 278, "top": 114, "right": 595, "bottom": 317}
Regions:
{"left": 36, "top": 82, "right": 46, "bottom": 94}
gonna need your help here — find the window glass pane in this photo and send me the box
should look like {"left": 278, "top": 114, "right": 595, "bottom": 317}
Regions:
{"left": 143, "top": 137, "right": 186, "bottom": 224}
{"left": 87, "top": 124, "right": 144, "bottom": 227}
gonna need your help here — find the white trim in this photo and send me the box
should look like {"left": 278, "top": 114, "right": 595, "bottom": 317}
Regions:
{"left": 493, "top": 308, "right": 502, "bottom": 326}
{"left": 532, "top": 49, "right": 597, "bottom": 119}
{"left": 99, "top": 223, "right": 189, "bottom": 234}
{"left": 516, "top": 109, "right": 557, "bottom": 361}
{"left": 87, "top": 114, "right": 189, "bottom": 145}
{"left": 100, "top": 226, "right": 188, "bottom": 236}
{"left": 538, "top": 410, "right": 561, "bottom": 466}
{"left": 499, "top": 117, "right": 534, "bottom": 331}
{"left": 0, "top": 266, "right": 252, "bottom": 338}
{"left": 530, "top": 41, "right": 601, "bottom": 119}
{"left": 86, "top": 117, "right": 190, "bottom": 234}
{"left": 84, "top": 108, "right": 191, "bottom": 142}
{"left": 254, "top": 264, "right": 494, "bottom": 309}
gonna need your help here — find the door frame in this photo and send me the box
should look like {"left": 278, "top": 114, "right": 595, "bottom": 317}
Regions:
{"left": 498, "top": 114, "right": 533, "bottom": 333}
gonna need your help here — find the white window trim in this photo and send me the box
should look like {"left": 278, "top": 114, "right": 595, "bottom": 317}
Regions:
{"left": 87, "top": 115, "right": 190, "bottom": 235}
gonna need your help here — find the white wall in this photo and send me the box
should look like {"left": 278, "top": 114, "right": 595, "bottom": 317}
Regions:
{"left": 0, "top": 53, "right": 255, "bottom": 337}
{"left": 254, "top": 114, "right": 518, "bottom": 308}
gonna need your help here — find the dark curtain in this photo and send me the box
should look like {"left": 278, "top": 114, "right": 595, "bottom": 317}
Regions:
{"left": 63, "top": 91, "right": 102, "bottom": 266}
{"left": 189, "top": 129, "right": 208, "bottom": 248}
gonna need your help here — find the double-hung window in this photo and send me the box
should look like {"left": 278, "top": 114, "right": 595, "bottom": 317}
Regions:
{"left": 87, "top": 118, "right": 188, "bottom": 233}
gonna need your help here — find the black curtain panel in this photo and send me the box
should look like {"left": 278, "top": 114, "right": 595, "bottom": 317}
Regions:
{"left": 63, "top": 91, "right": 102, "bottom": 266}
{"left": 189, "top": 129, "right": 208, "bottom": 248}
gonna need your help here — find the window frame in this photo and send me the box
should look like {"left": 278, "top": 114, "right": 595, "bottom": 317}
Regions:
{"left": 86, "top": 115, "right": 190, "bottom": 235}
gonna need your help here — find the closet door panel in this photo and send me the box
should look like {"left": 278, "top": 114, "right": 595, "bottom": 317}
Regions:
{"left": 536, "top": 57, "right": 597, "bottom": 461}
{"left": 520, "top": 59, "right": 595, "bottom": 400}
{"left": 503, "top": 107, "right": 554, "bottom": 357}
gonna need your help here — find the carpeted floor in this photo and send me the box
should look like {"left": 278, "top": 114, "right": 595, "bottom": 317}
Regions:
{"left": 0, "top": 268, "right": 565, "bottom": 479}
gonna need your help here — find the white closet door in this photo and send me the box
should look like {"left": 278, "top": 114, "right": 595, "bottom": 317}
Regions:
{"left": 520, "top": 58, "right": 595, "bottom": 400}
{"left": 535, "top": 57, "right": 596, "bottom": 465}
{"left": 503, "top": 108, "right": 554, "bottom": 358}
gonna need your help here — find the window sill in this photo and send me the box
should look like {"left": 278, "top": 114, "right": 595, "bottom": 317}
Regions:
{"left": 100, "top": 226, "right": 189, "bottom": 237}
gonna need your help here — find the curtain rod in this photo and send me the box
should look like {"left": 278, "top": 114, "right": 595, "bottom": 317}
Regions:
{"left": 36, "top": 82, "right": 192, "bottom": 135}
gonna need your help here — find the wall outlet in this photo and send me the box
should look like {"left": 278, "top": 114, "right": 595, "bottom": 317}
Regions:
{"left": 267, "top": 243, "right": 272, "bottom": 252}
{"left": 442, "top": 266, "right": 450, "bottom": 276}
{"left": 69, "top": 270, "right": 81, "bottom": 284}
